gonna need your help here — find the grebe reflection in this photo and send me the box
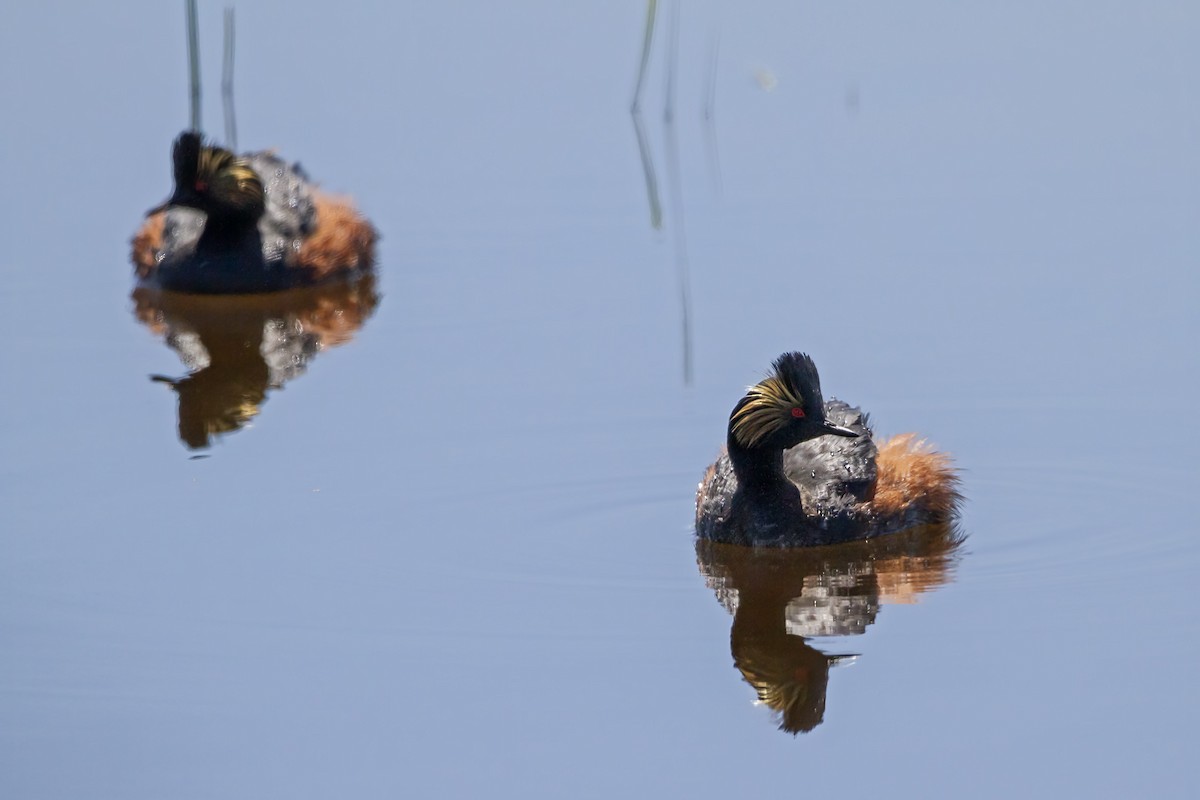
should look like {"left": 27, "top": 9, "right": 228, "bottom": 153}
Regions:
{"left": 696, "top": 523, "right": 964, "bottom": 733}
{"left": 131, "top": 276, "right": 379, "bottom": 450}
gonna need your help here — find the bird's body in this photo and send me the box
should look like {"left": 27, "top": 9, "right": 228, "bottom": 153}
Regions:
{"left": 132, "top": 132, "right": 376, "bottom": 293}
{"left": 696, "top": 353, "right": 960, "bottom": 547}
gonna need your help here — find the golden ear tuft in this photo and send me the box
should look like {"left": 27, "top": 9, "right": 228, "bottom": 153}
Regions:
{"left": 198, "top": 146, "right": 265, "bottom": 216}
{"left": 730, "top": 374, "right": 807, "bottom": 448}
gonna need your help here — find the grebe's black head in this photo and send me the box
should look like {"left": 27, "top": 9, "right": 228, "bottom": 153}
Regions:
{"left": 728, "top": 352, "right": 858, "bottom": 453}
{"left": 147, "top": 131, "right": 265, "bottom": 221}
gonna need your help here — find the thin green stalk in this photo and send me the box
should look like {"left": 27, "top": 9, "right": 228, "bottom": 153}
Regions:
{"left": 186, "top": 0, "right": 201, "bottom": 132}
{"left": 222, "top": 7, "right": 237, "bottom": 150}
{"left": 630, "top": 0, "right": 657, "bottom": 112}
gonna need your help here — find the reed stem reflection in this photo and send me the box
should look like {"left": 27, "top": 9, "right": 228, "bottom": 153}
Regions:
{"left": 629, "top": 0, "right": 706, "bottom": 385}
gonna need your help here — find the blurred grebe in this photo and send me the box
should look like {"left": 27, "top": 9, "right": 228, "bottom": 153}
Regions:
{"left": 696, "top": 352, "right": 960, "bottom": 547}
{"left": 132, "top": 131, "right": 376, "bottom": 293}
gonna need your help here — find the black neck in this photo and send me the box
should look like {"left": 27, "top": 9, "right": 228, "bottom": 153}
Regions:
{"left": 196, "top": 207, "right": 260, "bottom": 248}
{"left": 727, "top": 431, "right": 798, "bottom": 498}
{"left": 725, "top": 431, "right": 808, "bottom": 543}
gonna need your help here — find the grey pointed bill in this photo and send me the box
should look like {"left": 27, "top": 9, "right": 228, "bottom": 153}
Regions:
{"left": 821, "top": 420, "right": 860, "bottom": 438}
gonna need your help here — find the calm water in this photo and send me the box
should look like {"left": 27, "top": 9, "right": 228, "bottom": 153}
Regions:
{"left": 2, "top": 2, "right": 1198, "bottom": 797}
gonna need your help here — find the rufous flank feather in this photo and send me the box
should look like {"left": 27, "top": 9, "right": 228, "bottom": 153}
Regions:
{"left": 131, "top": 211, "right": 167, "bottom": 278}
{"left": 869, "top": 434, "right": 961, "bottom": 519}
{"left": 295, "top": 193, "right": 378, "bottom": 278}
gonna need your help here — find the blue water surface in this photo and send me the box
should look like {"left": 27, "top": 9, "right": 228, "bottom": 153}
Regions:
{"left": 1, "top": 2, "right": 1197, "bottom": 797}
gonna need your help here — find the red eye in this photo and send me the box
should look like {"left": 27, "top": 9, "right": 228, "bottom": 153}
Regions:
{"left": 195, "top": 180, "right": 207, "bottom": 191}
{"left": 791, "top": 407, "right": 805, "bottom": 418}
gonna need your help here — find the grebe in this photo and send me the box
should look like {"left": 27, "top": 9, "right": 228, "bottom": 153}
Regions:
{"left": 696, "top": 352, "right": 961, "bottom": 547}
{"left": 131, "top": 131, "right": 376, "bottom": 293}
